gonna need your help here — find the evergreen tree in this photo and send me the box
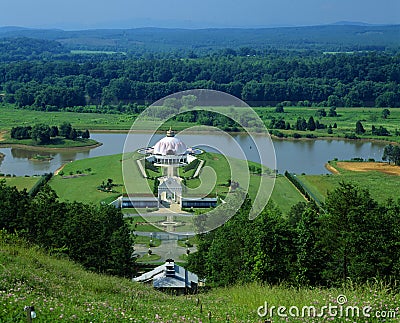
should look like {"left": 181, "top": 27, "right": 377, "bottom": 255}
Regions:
{"left": 355, "top": 120, "right": 365, "bottom": 134}
{"left": 68, "top": 128, "right": 78, "bottom": 140}
{"left": 307, "top": 116, "right": 316, "bottom": 131}
{"left": 82, "top": 129, "right": 90, "bottom": 139}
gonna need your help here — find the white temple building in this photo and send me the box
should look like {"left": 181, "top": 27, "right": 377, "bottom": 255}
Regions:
{"left": 112, "top": 128, "right": 217, "bottom": 210}
{"left": 144, "top": 128, "right": 198, "bottom": 166}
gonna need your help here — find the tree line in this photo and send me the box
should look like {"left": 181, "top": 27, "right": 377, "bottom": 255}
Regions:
{"left": 0, "top": 181, "right": 134, "bottom": 276}
{"left": 11, "top": 122, "right": 90, "bottom": 145}
{"left": 1, "top": 53, "right": 399, "bottom": 110}
{"left": 187, "top": 182, "right": 400, "bottom": 287}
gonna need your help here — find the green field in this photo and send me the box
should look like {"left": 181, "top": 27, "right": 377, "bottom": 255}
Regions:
{"left": 298, "top": 161, "right": 400, "bottom": 204}
{"left": 0, "top": 105, "right": 131, "bottom": 131}
{"left": 1, "top": 105, "right": 399, "bottom": 143}
{"left": 1, "top": 232, "right": 399, "bottom": 322}
{"left": 0, "top": 105, "right": 193, "bottom": 132}
{"left": 1, "top": 176, "right": 40, "bottom": 191}
{"left": 256, "top": 106, "right": 400, "bottom": 143}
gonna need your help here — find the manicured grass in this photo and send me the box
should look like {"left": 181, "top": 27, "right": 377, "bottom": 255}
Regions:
{"left": 298, "top": 161, "right": 400, "bottom": 204}
{"left": 135, "top": 235, "right": 162, "bottom": 247}
{"left": 49, "top": 151, "right": 304, "bottom": 213}
{"left": 177, "top": 236, "right": 198, "bottom": 247}
{"left": 1, "top": 176, "right": 40, "bottom": 191}
{"left": 127, "top": 216, "right": 166, "bottom": 232}
{"left": 49, "top": 153, "right": 126, "bottom": 204}
{"left": 1, "top": 233, "right": 399, "bottom": 322}
{"left": 49, "top": 151, "right": 155, "bottom": 204}
{"left": 136, "top": 253, "right": 161, "bottom": 263}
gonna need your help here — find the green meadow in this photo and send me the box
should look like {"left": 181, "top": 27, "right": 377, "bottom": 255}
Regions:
{"left": 49, "top": 153, "right": 128, "bottom": 204}
{"left": 256, "top": 106, "right": 400, "bottom": 142}
{"left": 1, "top": 105, "right": 399, "bottom": 143}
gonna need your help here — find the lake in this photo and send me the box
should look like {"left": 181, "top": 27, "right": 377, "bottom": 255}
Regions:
{"left": 0, "top": 132, "right": 387, "bottom": 176}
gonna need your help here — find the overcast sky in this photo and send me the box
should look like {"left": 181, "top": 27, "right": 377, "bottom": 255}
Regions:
{"left": 2, "top": 0, "right": 400, "bottom": 30}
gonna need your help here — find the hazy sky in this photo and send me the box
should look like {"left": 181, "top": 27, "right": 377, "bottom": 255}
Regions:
{"left": 2, "top": 0, "right": 400, "bottom": 29}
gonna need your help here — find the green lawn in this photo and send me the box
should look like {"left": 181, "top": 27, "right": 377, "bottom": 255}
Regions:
{"left": 49, "top": 151, "right": 304, "bottom": 213}
{"left": 1, "top": 176, "right": 40, "bottom": 191}
{"left": 49, "top": 153, "right": 126, "bottom": 204}
{"left": 135, "top": 253, "right": 161, "bottom": 263}
{"left": 127, "top": 216, "right": 165, "bottom": 232}
{"left": 134, "top": 235, "right": 162, "bottom": 247}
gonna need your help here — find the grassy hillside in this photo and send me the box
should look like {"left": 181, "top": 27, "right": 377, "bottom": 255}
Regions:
{"left": 1, "top": 232, "right": 398, "bottom": 322}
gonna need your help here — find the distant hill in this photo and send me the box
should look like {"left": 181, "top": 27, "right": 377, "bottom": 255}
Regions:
{"left": 0, "top": 24, "right": 399, "bottom": 53}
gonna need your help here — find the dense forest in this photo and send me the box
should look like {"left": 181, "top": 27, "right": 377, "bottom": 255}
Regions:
{"left": 187, "top": 183, "right": 400, "bottom": 287}
{"left": 1, "top": 50, "right": 400, "bottom": 109}
{"left": 0, "top": 181, "right": 134, "bottom": 277}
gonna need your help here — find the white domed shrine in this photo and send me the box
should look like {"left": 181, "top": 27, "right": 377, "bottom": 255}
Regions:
{"left": 152, "top": 129, "right": 188, "bottom": 166}
{"left": 149, "top": 128, "right": 193, "bottom": 166}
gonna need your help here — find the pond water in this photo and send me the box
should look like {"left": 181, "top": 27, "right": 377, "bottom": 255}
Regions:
{"left": 0, "top": 132, "right": 387, "bottom": 176}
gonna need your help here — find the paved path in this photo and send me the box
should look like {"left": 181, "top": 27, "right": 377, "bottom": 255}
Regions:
{"left": 134, "top": 237, "right": 196, "bottom": 262}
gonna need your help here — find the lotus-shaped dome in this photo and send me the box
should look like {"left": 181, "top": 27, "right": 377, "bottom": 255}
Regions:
{"left": 153, "top": 136, "right": 187, "bottom": 156}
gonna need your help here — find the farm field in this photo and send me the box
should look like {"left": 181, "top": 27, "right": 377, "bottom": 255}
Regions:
{"left": 297, "top": 160, "right": 400, "bottom": 204}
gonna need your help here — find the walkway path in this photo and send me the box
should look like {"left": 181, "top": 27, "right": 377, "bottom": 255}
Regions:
{"left": 134, "top": 237, "right": 196, "bottom": 262}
